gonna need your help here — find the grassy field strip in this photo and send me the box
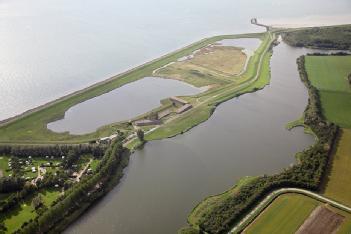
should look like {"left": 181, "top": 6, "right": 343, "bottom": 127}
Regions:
{"left": 323, "top": 129, "right": 351, "bottom": 206}
{"left": 244, "top": 193, "right": 318, "bottom": 234}
{"left": 228, "top": 188, "right": 351, "bottom": 234}
{"left": 305, "top": 55, "right": 351, "bottom": 128}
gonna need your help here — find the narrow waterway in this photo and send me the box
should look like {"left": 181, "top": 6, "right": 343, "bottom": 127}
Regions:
{"left": 66, "top": 41, "right": 319, "bottom": 234}
{"left": 47, "top": 77, "right": 203, "bottom": 134}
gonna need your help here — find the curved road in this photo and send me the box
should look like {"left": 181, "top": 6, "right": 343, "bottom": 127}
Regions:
{"left": 228, "top": 188, "right": 351, "bottom": 233}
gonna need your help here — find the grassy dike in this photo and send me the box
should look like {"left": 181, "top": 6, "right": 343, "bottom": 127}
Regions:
{"left": 0, "top": 33, "right": 264, "bottom": 144}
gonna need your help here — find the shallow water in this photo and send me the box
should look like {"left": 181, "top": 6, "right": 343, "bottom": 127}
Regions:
{"left": 47, "top": 77, "right": 203, "bottom": 134}
{"left": 65, "top": 41, "right": 319, "bottom": 234}
{"left": 1, "top": 0, "right": 350, "bottom": 121}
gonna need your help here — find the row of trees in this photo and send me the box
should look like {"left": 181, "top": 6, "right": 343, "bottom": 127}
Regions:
{"left": 0, "top": 177, "right": 24, "bottom": 193}
{"left": 196, "top": 56, "right": 339, "bottom": 233}
{"left": 0, "top": 144, "right": 106, "bottom": 159}
{"left": 18, "top": 136, "right": 128, "bottom": 233}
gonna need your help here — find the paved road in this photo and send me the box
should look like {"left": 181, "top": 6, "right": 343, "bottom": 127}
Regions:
{"left": 228, "top": 188, "right": 351, "bottom": 233}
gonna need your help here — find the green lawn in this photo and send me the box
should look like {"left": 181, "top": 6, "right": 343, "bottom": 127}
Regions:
{"left": 245, "top": 193, "right": 319, "bottom": 234}
{"left": 0, "top": 156, "right": 10, "bottom": 177}
{"left": 89, "top": 159, "right": 100, "bottom": 172}
{"left": 319, "top": 91, "right": 351, "bottom": 128}
{"left": 305, "top": 55, "right": 351, "bottom": 128}
{"left": 323, "top": 129, "right": 351, "bottom": 206}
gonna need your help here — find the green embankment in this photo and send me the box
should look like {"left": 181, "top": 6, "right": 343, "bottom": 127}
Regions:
{"left": 305, "top": 55, "right": 351, "bottom": 128}
{"left": 0, "top": 33, "right": 264, "bottom": 144}
{"left": 188, "top": 177, "right": 257, "bottom": 228}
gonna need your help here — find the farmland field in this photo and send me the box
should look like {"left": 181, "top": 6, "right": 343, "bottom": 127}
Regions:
{"left": 305, "top": 55, "right": 351, "bottom": 128}
{"left": 296, "top": 206, "right": 344, "bottom": 234}
{"left": 323, "top": 129, "right": 351, "bottom": 206}
{"left": 245, "top": 193, "right": 319, "bottom": 234}
{"left": 245, "top": 193, "right": 351, "bottom": 234}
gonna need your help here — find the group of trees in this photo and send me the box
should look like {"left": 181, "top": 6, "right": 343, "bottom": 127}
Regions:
{"left": 195, "top": 56, "right": 339, "bottom": 233}
{"left": 0, "top": 177, "right": 24, "bottom": 193}
{"left": 282, "top": 25, "right": 351, "bottom": 50}
{"left": 0, "top": 182, "right": 36, "bottom": 213}
{"left": 18, "top": 136, "right": 128, "bottom": 233}
{"left": 0, "top": 144, "right": 106, "bottom": 159}
{"left": 62, "top": 150, "right": 79, "bottom": 169}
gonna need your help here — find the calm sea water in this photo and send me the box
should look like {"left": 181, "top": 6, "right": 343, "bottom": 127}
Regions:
{"left": 0, "top": 0, "right": 350, "bottom": 120}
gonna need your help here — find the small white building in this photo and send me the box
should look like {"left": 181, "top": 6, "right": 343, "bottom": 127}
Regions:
{"left": 98, "top": 133, "right": 118, "bottom": 144}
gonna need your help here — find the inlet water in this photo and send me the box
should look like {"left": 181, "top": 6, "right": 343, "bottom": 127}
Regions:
{"left": 47, "top": 77, "right": 203, "bottom": 134}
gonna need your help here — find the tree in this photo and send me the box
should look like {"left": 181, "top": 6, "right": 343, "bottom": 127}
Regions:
{"left": 32, "top": 194, "right": 44, "bottom": 210}
{"left": 0, "top": 176, "right": 25, "bottom": 192}
{"left": 10, "top": 156, "right": 22, "bottom": 176}
{"left": 63, "top": 149, "right": 78, "bottom": 169}
{"left": 136, "top": 129, "right": 145, "bottom": 142}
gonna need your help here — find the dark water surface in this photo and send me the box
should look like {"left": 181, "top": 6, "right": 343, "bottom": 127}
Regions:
{"left": 47, "top": 77, "right": 203, "bottom": 134}
{"left": 65, "top": 41, "right": 319, "bottom": 234}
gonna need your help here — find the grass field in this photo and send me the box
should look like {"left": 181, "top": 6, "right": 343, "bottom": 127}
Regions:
{"left": 245, "top": 193, "right": 318, "bottom": 234}
{"left": 323, "top": 129, "right": 351, "bottom": 206}
{"left": 245, "top": 193, "right": 351, "bottom": 234}
{"left": 305, "top": 55, "right": 351, "bottom": 128}
{"left": 155, "top": 45, "right": 247, "bottom": 87}
{"left": 0, "top": 156, "right": 10, "bottom": 177}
